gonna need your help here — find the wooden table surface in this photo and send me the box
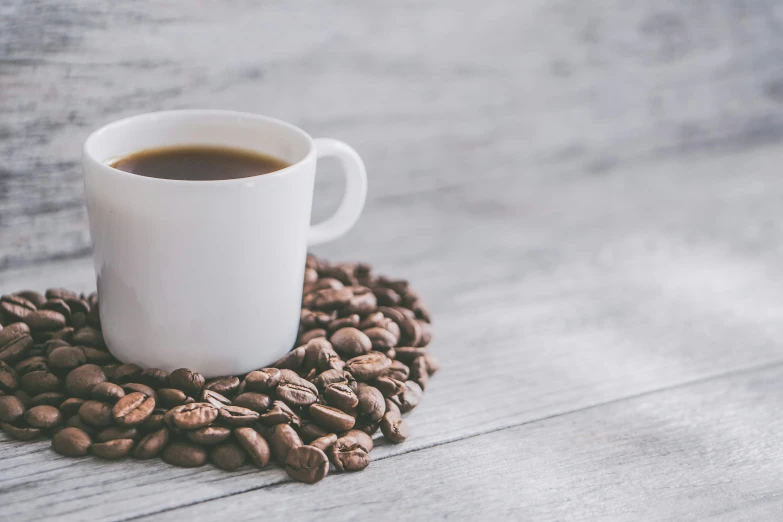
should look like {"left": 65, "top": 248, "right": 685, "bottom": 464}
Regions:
{"left": 3, "top": 1, "right": 783, "bottom": 520}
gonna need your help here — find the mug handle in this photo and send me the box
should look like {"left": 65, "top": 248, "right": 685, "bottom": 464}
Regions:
{"left": 308, "top": 138, "right": 368, "bottom": 246}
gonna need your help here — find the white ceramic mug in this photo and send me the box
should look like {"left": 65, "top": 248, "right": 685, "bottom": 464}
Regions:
{"left": 82, "top": 110, "right": 367, "bottom": 377}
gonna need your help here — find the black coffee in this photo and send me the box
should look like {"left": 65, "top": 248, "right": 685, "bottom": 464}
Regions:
{"left": 109, "top": 145, "right": 289, "bottom": 181}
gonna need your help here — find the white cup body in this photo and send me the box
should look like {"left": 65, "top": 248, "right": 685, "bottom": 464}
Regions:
{"left": 82, "top": 110, "right": 317, "bottom": 377}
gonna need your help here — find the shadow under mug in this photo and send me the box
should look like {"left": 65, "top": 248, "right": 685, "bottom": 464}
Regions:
{"left": 82, "top": 110, "right": 367, "bottom": 377}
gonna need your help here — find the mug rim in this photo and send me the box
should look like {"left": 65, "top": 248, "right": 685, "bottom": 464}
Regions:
{"left": 82, "top": 109, "right": 316, "bottom": 185}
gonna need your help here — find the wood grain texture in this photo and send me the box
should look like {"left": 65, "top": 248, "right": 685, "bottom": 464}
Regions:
{"left": 3, "top": 0, "right": 783, "bottom": 520}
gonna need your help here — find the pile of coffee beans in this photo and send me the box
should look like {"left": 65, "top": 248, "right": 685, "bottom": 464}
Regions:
{"left": 0, "top": 255, "right": 436, "bottom": 484}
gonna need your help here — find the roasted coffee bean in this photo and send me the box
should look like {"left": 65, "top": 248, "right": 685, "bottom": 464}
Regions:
{"left": 0, "top": 334, "right": 34, "bottom": 364}
{"left": 90, "top": 382, "right": 125, "bottom": 403}
{"left": 0, "top": 395, "right": 25, "bottom": 423}
{"left": 121, "top": 383, "right": 157, "bottom": 402}
{"left": 82, "top": 347, "right": 114, "bottom": 364}
{"left": 134, "top": 427, "right": 169, "bottom": 459}
{"left": 342, "top": 287, "right": 377, "bottom": 316}
{"left": 303, "top": 287, "right": 353, "bottom": 311}
{"left": 219, "top": 404, "right": 259, "bottom": 426}
{"left": 399, "top": 381, "right": 423, "bottom": 413}
{"left": 354, "top": 420, "right": 381, "bottom": 435}
{"left": 52, "top": 427, "right": 92, "bottom": 456}
{"left": 141, "top": 410, "right": 166, "bottom": 431}
{"left": 1, "top": 295, "right": 36, "bottom": 321}
{"left": 92, "top": 438, "right": 135, "bottom": 459}
{"left": 370, "top": 376, "right": 406, "bottom": 397}
{"left": 99, "top": 364, "right": 120, "bottom": 382}
{"left": 41, "top": 327, "right": 74, "bottom": 343}
{"left": 363, "top": 327, "right": 398, "bottom": 351}
{"left": 0, "top": 422, "right": 41, "bottom": 440}
{"left": 376, "top": 305, "right": 406, "bottom": 327}
{"left": 303, "top": 267, "right": 318, "bottom": 284}
{"left": 30, "top": 392, "right": 66, "bottom": 407}
{"left": 204, "top": 376, "right": 240, "bottom": 397}
{"left": 358, "top": 311, "right": 384, "bottom": 330}
{"left": 316, "top": 345, "right": 345, "bottom": 373}
{"left": 285, "top": 445, "right": 329, "bottom": 484}
{"left": 70, "top": 312, "right": 86, "bottom": 329}
{"left": 48, "top": 346, "right": 86, "bottom": 371}
{"left": 65, "top": 364, "right": 106, "bottom": 398}
{"left": 41, "top": 299, "right": 71, "bottom": 321}
{"left": 79, "top": 400, "right": 114, "bottom": 427}
{"left": 23, "top": 310, "right": 67, "bottom": 332}
{"left": 60, "top": 397, "right": 86, "bottom": 416}
{"left": 383, "top": 360, "right": 410, "bottom": 382}
{"left": 16, "top": 290, "right": 46, "bottom": 308}
{"left": 345, "top": 352, "right": 391, "bottom": 381}
{"left": 311, "top": 369, "right": 347, "bottom": 392}
{"left": 310, "top": 433, "right": 338, "bottom": 452}
{"left": 67, "top": 414, "right": 97, "bottom": 435}
{"left": 13, "top": 390, "right": 32, "bottom": 407}
{"left": 329, "top": 431, "right": 372, "bottom": 472}
{"left": 167, "top": 402, "right": 218, "bottom": 430}
{"left": 268, "top": 423, "right": 303, "bottom": 464}
{"left": 65, "top": 298, "right": 89, "bottom": 315}
{"left": 417, "top": 320, "right": 432, "bottom": 345}
{"left": 272, "top": 346, "right": 306, "bottom": 370}
{"left": 297, "top": 328, "right": 326, "bottom": 346}
{"left": 162, "top": 441, "right": 207, "bottom": 467}
{"left": 329, "top": 327, "right": 372, "bottom": 358}
{"left": 299, "top": 420, "right": 330, "bottom": 443}
{"left": 211, "top": 441, "right": 247, "bottom": 471}
{"left": 45, "top": 288, "right": 78, "bottom": 301}
{"left": 356, "top": 383, "right": 385, "bottom": 424}
{"left": 378, "top": 317, "right": 401, "bottom": 338}
{"left": 394, "top": 347, "right": 428, "bottom": 364}
{"left": 113, "top": 392, "right": 155, "bottom": 426}
{"left": 380, "top": 409, "right": 408, "bottom": 443}
{"left": 243, "top": 368, "right": 281, "bottom": 392}
{"left": 301, "top": 338, "right": 330, "bottom": 369}
{"left": 138, "top": 368, "right": 168, "bottom": 389}
{"left": 234, "top": 426, "right": 271, "bottom": 468}
{"left": 201, "top": 389, "right": 231, "bottom": 408}
{"left": 399, "top": 317, "right": 423, "bottom": 346}
{"left": 309, "top": 403, "right": 355, "bottom": 432}
{"left": 233, "top": 392, "right": 271, "bottom": 413}
{"left": 423, "top": 353, "right": 440, "bottom": 375}
{"left": 376, "top": 276, "right": 409, "bottom": 295}
{"left": 276, "top": 374, "right": 318, "bottom": 407}
{"left": 410, "top": 356, "right": 429, "bottom": 390}
{"left": 372, "top": 287, "right": 401, "bottom": 307}
{"left": 319, "top": 265, "right": 355, "bottom": 286}
{"left": 415, "top": 305, "right": 432, "bottom": 324}
{"left": 0, "top": 361, "right": 18, "bottom": 393}
{"left": 21, "top": 370, "right": 60, "bottom": 395}
{"left": 23, "top": 404, "right": 61, "bottom": 428}
{"left": 323, "top": 382, "right": 359, "bottom": 410}
{"left": 113, "top": 363, "right": 144, "bottom": 384}
{"left": 186, "top": 425, "right": 232, "bottom": 445}
{"left": 72, "top": 327, "right": 105, "bottom": 349}
{"left": 97, "top": 426, "right": 139, "bottom": 442}
{"left": 157, "top": 388, "right": 188, "bottom": 408}
{"left": 393, "top": 306, "right": 416, "bottom": 320}
{"left": 0, "top": 323, "right": 31, "bottom": 347}
{"left": 326, "top": 314, "right": 360, "bottom": 335}
{"left": 86, "top": 303, "right": 101, "bottom": 329}
{"left": 169, "top": 368, "right": 205, "bottom": 397}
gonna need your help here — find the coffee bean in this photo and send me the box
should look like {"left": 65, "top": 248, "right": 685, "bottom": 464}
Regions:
{"left": 201, "top": 388, "right": 231, "bottom": 409}
{"left": 357, "top": 311, "right": 383, "bottom": 330}
{"left": 380, "top": 409, "right": 408, "bottom": 443}
{"left": 79, "top": 400, "right": 114, "bottom": 427}
{"left": 52, "top": 427, "right": 92, "bottom": 456}
{"left": 329, "top": 431, "right": 372, "bottom": 472}
{"left": 399, "top": 317, "right": 423, "bottom": 346}
{"left": 362, "top": 327, "right": 398, "bottom": 351}
{"left": 41, "top": 299, "right": 71, "bottom": 321}
{"left": 326, "top": 314, "right": 360, "bottom": 335}
{"left": 323, "top": 382, "right": 359, "bottom": 410}
{"left": 393, "top": 347, "right": 427, "bottom": 364}
{"left": 297, "top": 328, "right": 326, "bottom": 346}
{"left": 393, "top": 306, "right": 416, "bottom": 320}
{"left": 157, "top": 388, "right": 188, "bottom": 408}
{"left": 0, "top": 323, "right": 31, "bottom": 347}
{"left": 218, "top": 404, "right": 259, "bottom": 426}
{"left": 113, "top": 363, "right": 144, "bottom": 384}
{"left": 97, "top": 426, "right": 139, "bottom": 442}
{"left": 141, "top": 410, "right": 166, "bottom": 431}
{"left": 113, "top": 392, "right": 155, "bottom": 426}
{"left": 234, "top": 427, "right": 271, "bottom": 468}
{"left": 72, "top": 327, "right": 105, "bottom": 349}
{"left": 303, "top": 267, "right": 319, "bottom": 284}
{"left": 399, "top": 381, "right": 423, "bottom": 413}
{"left": 410, "top": 355, "right": 429, "bottom": 390}
{"left": 0, "top": 334, "right": 34, "bottom": 364}
{"left": 90, "top": 382, "right": 125, "bottom": 403}
{"left": 0, "top": 361, "right": 18, "bottom": 393}
{"left": 86, "top": 303, "right": 101, "bottom": 329}
{"left": 311, "top": 369, "right": 346, "bottom": 392}
{"left": 16, "top": 356, "right": 49, "bottom": 376}
{"left": 23, "top": 310, "right": 67, "bottom": 332}
{"left": 98, "top": 363, "right": 118, "bottom": 381}
{"left": 316, "top": 345, "right": 345, "bottom": 373}
{"left": 309, "top": 433, "right": 338, "bottom": 452}
{"left": 342, "top": 287, "right": 377, "bottom": 316}
{"left": 376, "top": 276, "right": 409, "bottom": 296}
{"left": 60, "top": 397, "right": 86, "bottom": 416}
{"left": 268, "top": 423, "right": 303, "bottom": 464}
{"left": 134, "top": 427, "right": 169, "bottom": 459}
{"left": 416, "top": 320, "right": 432, "bottom": 346}
{"left": 354, "top": 419, "right": 381, "bottom": 436}
{"left": 70, "top": 312, "right": 86, "bottom": 329}
{"left": 276, "top": 374, "right": 318, "bottom": 407}
{"left": 66, "top": 414, "right": 97, "bottom": 435}
{"left": 169, "top": 368, "right": 205, "bottom": 397}
{"left": 329, "top": 327, "right": 372, "bottom": 359}
{"left": 78, "top": 347, "right": 111, "bottom": 365}
{"left": 45, "top": 288, "right": 78, "bottom": 302}
{"left": 0, "top": 422, "right": 41, "bottom": 440}
{"left": 303, "top": 287, "right": 353, "bottom": 311}
{"left": 41, "top": 327, "right": 74, "bottom": 344}
{"left": 299, "top": 420, "right": 329, "bottom": 443}
{"left": 167, "top": 402, "right": 218, "bottom": 430}
{"left": 211, "top": 441, "right": 247, "bottom": 471}
{"left": 48, "top": 346, "right": 86, "bottom": 372}
{"left": 121, "top": 383, "right": 157, "bottom": 402}
{"left": 138, "top": 368, "right": 168, "bottom": 389}
{"left": 65, "top": 364, "right": 106, "bottom": 398}
{"left": 0, "top": 395, "right": 25, "bottom": 423}
{"left": 356, "top": 383, "right": 385, "bottom": 424}
{"left": 272, "top": 346, "right": 306, "bottom": 370}
{"left": 370, "top": 376, "right": 406, "bottom": 397}
{"left": 345, "top": 352, "right": 391, "bottom": 382}
{"left": 31, "top": 392, "right": 66, "bottom": 407}
{"left": 243, "top": 368, "right": 281, "bottom": 392}
{"left": 204, "top": 376, "right": 240, "bottom": 397}
{"left": 422, "top": 353, "right": 440, "bottom": 375}
{"left": 16, "top": 290, "right": 46, "bottom": 308}
{"left": 13, "top": 390, "right": 32, "bottom": 407}
{"left": 92, "top": 439, "right": 135, "bottom": 459}
{"left": 186, "top": 425, "right": 232, "bottom": 445}
{"left": 21, "top": 370, "right": 60, "bottom": 395}
{"left": 1, "top": 295, "right": 36, "bottom": 321}
{"left": 233, "top": 392, "right": 271, "bottom": 413}
{"left": 318, "top": 265, "right": 355, "bottom": 286}
{"left": 309, "top": 403, "right": 356, "bottom": 432}
{"left": 162, "top": 441, "right": 207, "bottom": 467}
{"left": 285, "top": 445, "right": 329, "bottom": 484}
{"left": 372, "top": 287, "right": 401, "bottom": 307}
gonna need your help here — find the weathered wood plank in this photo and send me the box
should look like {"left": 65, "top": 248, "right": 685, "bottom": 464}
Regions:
{"left": 139, "top": 364, "right": 783, "bottom": 522}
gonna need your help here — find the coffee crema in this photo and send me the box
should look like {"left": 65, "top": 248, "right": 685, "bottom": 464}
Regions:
{"left": 109, "top": 145, "right": 290, "bottom": 181}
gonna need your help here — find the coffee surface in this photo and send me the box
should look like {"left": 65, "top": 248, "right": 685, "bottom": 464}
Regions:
{"left": 109, "top": 145, "right": 289, "bottom": 181}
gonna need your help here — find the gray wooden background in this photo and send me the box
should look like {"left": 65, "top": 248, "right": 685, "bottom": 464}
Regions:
{"left": 3, "top": 0, "right": 783, "bottom": 520}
